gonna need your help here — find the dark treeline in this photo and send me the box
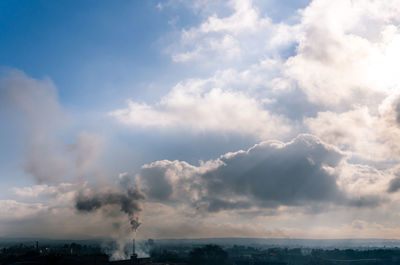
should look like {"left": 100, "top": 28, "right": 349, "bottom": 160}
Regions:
{"left": 151, "top": 244, "right": 400, "bottom": 265}
{"left": 0, "top": 243, "right": 104, "bottom": 265}
{"left": 2, "top": 242, "right": 400, "bottom": 264}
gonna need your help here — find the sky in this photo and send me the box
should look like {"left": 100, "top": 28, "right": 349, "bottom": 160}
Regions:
{"left": 1, "top": 0, "right": 400, "bottom": 243}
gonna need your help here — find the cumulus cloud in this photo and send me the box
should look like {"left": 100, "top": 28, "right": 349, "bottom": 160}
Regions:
{"left": 169, "top": 0, "right": 296, "bottom": 64}
{"left": 0, "top": 200, "right": 47, "bottom": 222}
{"left": 110, "top": 0, "right": 301, "bottom": 139}
{"left": 197, "top": 134, "right": 345, "bottom": 210}
{"left": 112, "top": 0, "right": 400, "bottom": 143}
{"left": 5, "top": 0, "right": 400, "bottom": 241}
{"left": 388, "top": 177, "right": 400, "bottom": 193}
{"left": 12, "top": 182, "right": 78, "bottom": 201}
{"left": 137, "top": 135, "right": 385, "bottom": 214}
{"left": 387, "top": 168, "right": 400, "bottom": 193}
{"left": 286, "top": 0, "right": 400, "bottom": 107}
{"left": 110, "top": 79, "right": 292, "bottom": 139}
{"left": 305, "top": 107, "right": 382, "bottom": 160}
{"left": 306, "top": 94, "right": 400, "bottom": 161}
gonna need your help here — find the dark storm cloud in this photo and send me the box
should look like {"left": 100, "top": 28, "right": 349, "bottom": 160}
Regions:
{"left": 394, "top": 97, "right": 400, "bottom": 125}
{"left": 138, "top": 165, "right": 174, "bottom": 201}
{"left": 137, "top": 134, "right": 381, "bottom": 213}
{"left": 202, "top": 134, "right": 344, "bottom": 207}
{"left": 347, "top": 195, "right": 386, "bottom": 207}
{"left": 388, "top": 175, "right": 400, "bottom": 193}
{"left": 198, "top": 198, "right": 253, "bottom": 213}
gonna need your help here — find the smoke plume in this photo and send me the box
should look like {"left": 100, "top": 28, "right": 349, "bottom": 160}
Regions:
{"left": 75, "top": 187, "right": 145, "bottom": 217}
{"left": 1, "top": 69, "right": 146, "bottom": 260}
{"left": 75, "top": 186, "right": 145, "bottom": 259}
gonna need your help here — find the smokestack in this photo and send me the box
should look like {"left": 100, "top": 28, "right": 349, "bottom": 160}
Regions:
{"left": 131, "top": 238, "right": 137, "bottom": 260}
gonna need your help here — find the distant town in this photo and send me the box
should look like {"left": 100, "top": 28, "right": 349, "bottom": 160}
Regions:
{"left": 1, "top": 238, "right": 400, "bottom": 265}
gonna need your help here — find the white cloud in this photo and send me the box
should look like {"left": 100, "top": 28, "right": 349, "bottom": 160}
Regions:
{"left": 305, "top": 107, "right": 381, "bottom": 158}
{"left": 110, "top": 79, "right": 292, "bottom": 140}
{"left": 306, "top": 94, "right": 400, "bottom": 161}
{"left": 285, "top": 0, "right": 400, "bottom": 107}
{"left": 108, "top": 1, "right": 400, "bottom": 240}
{"left": 113, "top": 0, "right": 400, "bottom": 142}
{"left": 170, "top": 0, "right": 297, "bottom": 64}
{"left": 6, "top": 0, "right": 400, "bottom": 240}
{"left": 0, "top": 200, "right": 46, "bottom": 221}
{"left": 111, "top": 0, "right": 301, "bottom": 139}
{"left": 12, "top": 183, "right": 76, "bottom": 198}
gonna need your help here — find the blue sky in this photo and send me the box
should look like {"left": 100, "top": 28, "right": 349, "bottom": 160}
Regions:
{"left": 0, "top": 0, "right": 198, "bottom": 187}
{"left": 1, "top": 0, "right": 175, "bottom": 107}
{"left": 2, "top": 0, "right": 400, "bottom": 244}
{"left": 0, "top": 0, "right": 306, "bottom": 190}
{"left": 0, "top": 0, "right": 310, "bottom": 109}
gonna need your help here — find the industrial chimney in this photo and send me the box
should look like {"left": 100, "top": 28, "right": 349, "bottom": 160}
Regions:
{"left": 131, "top": 238, "right": 137, "bottom": 260}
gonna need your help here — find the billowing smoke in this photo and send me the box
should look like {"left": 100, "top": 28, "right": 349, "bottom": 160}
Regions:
{"left": 130, "top": 218, "right": 141, "bottom": 232}
{"left": 75, "top": 186, "right": 145, "bottom": 259}
{"left": 75, "top": 187, "right": 145, "bottom": 218}
{"left": 1, "top": 69, "right": 146, "bottom": 260}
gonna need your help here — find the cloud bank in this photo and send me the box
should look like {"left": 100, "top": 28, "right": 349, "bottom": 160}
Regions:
{"left": 3, "top": 0, "right": 400, "bottom": 240}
